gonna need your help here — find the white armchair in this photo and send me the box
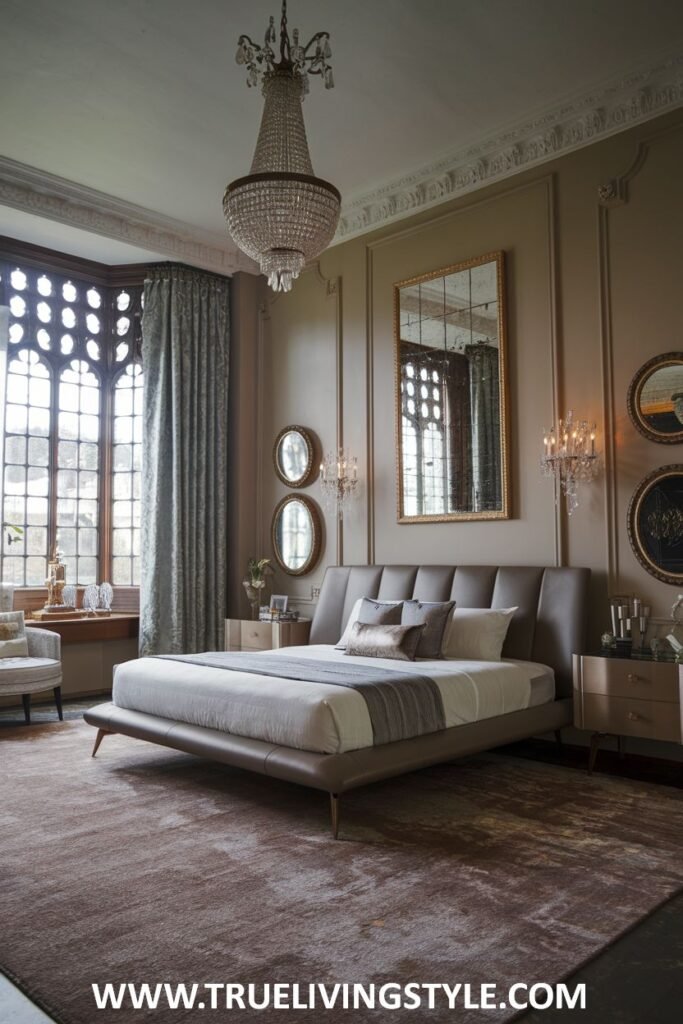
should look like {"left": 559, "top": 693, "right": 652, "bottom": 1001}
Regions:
{"left": 0, "top": 626, "right": 63, "bottom": 723}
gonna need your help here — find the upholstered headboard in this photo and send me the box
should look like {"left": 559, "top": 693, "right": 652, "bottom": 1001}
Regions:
{"left": 309, "top": 565, "right": 590, "bottom": 698}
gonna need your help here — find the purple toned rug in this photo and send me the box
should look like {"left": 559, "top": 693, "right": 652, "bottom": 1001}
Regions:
{"left": 1, "top": 720, "right": 682, "bottom": 1024}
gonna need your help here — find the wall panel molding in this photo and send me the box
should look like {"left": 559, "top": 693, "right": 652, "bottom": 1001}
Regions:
{"left": 596, "top": 120, "right": 683, "bottom": 594}
{"left": 366, "top": 173, "right": 562, "bottom": 567}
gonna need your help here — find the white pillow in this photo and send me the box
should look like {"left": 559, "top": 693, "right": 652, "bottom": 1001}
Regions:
{"left": 442, "top": 607, "right": 517, "bottom": 661}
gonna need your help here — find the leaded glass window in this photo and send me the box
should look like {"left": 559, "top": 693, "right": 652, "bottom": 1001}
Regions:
{"left": 0, "top": 255, "right": 143, "bottom": 588}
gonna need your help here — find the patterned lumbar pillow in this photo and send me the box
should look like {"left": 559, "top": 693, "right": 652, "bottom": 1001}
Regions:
{"left": 401, "top": 600, "right": 455, "bottom": 658}
{"left": 0, "top": 610, "right": 28, "bottom": 658}
{"left": 442, "top": 607, "right": 518, "bottom": 661}
{"left": 336, "top": 597, "right": 403, "bottom": 649}
{"left": 344, "top": 621, "right": 426, "bottom": 661}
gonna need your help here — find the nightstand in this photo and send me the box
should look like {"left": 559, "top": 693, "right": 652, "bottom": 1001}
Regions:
{"left": 224, "top": 617, "right": 311, "bottom": 652}
{"left": 573, "top": 653, "right": 682, "bottom": 772}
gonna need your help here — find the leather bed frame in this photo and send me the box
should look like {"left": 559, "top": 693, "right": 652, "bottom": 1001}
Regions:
{"left": 85, "top": 564, "right": 590, "bottom": 838}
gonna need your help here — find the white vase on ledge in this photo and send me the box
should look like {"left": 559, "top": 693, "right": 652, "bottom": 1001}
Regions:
{"left": 0, "top": 583, "right": 15, "bottom": 613}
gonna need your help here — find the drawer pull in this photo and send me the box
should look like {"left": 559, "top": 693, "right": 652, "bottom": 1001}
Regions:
{"left": 627, "top": 711, "right": 640, "bottom": 722}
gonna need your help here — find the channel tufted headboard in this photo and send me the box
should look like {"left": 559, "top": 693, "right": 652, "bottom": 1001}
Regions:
{"left": 309, "top": 565, "right": 591, "bottom": 698}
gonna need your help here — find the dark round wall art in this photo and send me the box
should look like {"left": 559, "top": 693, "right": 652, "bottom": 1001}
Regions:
{"left": 627, "top": 465, "right": 683, "bottom": 585}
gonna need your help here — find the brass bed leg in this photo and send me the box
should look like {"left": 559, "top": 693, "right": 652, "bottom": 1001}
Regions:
{"left": 91, "top": 728, "right": 112, "bottom": 758}
{"left": 330, "top": 793, "right": 340, "bottom": 840}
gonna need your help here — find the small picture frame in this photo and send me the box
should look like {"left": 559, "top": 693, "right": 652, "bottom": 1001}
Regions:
{"left": 270, "top": 594, "right": 288, "bottom": 613}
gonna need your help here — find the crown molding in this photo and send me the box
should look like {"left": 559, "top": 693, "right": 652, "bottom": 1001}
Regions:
{"left": 0, "top": 156, "right": 258, "bottom": 276}
{"left": 336, "top": 53, "right": 683, "bottom": 240}
{"left": 1, "top": 53, "right": 682, "bottom": 270}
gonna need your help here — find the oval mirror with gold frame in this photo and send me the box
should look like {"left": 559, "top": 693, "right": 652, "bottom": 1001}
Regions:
{"left": 627, "top": 464, "right": 683, "bottom": 585}
{"left": 627, "top": 352, "right": 683, "bottom": 444}
{"left": 271, "top": 494, "right": 323, "bottom": 576}
{"left": 273, "top": 426, "right": 317, "bottom": 487}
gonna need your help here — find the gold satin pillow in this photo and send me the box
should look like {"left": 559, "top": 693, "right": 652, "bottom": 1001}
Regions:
{"left": 0, "top": 623, "right": 19, "bottom": 640}
{"left": 344, "top": 622, "right": 425, "bottom": 662}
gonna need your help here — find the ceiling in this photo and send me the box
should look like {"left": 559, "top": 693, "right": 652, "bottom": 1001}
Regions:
{"left": 1, "top": 0, "right": 682, "bottom": 271}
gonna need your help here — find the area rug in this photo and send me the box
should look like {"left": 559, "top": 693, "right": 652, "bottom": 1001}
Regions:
{"left": 1, "top": 721, "right": 682, "bottom": 1024}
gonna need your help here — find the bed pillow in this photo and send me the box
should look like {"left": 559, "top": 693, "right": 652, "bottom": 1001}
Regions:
{"left": 0, "top": 611, "right": 28, "bottom": 658}
{"left": 401, "top": 600, "right": 455, "bottom": 658}
{"left": 336, "top": 598, "right": 403, "bottom": 649}
{"left": 344, "top": 622, "right": 425, "bottom": 662}
{"left": 442, "top": 607, "right": 518, "bottom": 661}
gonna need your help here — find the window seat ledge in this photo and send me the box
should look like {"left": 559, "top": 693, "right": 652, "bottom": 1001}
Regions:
{"left": 26, "top": 614, "right": 139, "bottom": 645}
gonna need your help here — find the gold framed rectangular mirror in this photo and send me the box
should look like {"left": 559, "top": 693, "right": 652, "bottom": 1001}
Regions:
{"left": 394, "top": 251, "right": 510, "bottom": 522}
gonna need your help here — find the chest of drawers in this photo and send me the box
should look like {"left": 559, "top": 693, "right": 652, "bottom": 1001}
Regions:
{"left": 224, "top": 617, "right": 311, "bottom": 652}
{"left": 573, "top": 654, "right": 682, "bottom": 771}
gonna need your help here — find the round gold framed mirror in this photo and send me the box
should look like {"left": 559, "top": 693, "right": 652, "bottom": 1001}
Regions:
{"left": 627, "top": 352, "right": 683, "bottom": 444}
{"left": 273, "top": 426, "right": 317, "bottom": 487}
{"left": 627, "top": 465, "right": 683, "bottom": 585}
{"left": 271, "top": 494, "right": 323, "bottom": 576}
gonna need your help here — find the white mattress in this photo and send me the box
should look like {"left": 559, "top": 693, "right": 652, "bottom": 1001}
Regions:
{"left": 113, "top": 645, "right": 555, "bottom": 756}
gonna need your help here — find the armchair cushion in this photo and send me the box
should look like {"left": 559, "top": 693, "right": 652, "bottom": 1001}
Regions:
{"left": 0, "top": 611, "right": 28, "bottom": 658}
{"left": 0, "top": 657, "right": 61, "bottom": 696}
{"left": 0, "top": 610, "right": 26, "bottom": 636}
{"left": 0, "top": 637, "right": 29, "bottom": 658}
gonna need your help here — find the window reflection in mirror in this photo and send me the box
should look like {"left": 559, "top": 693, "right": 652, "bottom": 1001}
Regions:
{"left": 272, "top": 495, "right": 321, "bottom": 576}
{"left": 273, "top": 425, "right": 316, "bottom": 487}
{"left": 395, "top": 252, "right": 509, "bottom": 522}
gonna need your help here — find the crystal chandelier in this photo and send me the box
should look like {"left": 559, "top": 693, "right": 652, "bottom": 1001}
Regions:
{"left": 223, "top": 1, "right": 340, "bottom": 293}
{"left": 541, "top": 410, "right": 599, "bottom": 515}
{"left": 319, "top": 448, "right": 359, "bottom": 519}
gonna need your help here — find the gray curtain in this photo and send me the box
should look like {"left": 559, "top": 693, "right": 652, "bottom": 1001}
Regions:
{"left": 466, "top": 343, "right": 501, "bottom": 512}
{"left": 139, "top": 265, "right": 230, "bottom": 655}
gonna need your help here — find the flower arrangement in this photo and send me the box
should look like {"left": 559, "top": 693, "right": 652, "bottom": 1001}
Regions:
{"left": 243, "top": 558, "right": 273, "bottom": 619}
{"left": 247, "top": 557, "right": 271, "bottom": 587}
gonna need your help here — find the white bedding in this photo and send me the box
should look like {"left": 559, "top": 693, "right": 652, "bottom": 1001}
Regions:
{"left": 112, "top": 645, "right": 555, "bottom": 755}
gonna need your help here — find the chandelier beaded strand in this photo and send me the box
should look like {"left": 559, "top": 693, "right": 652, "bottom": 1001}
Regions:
{"left": 223, "top": 1, "right": 340, "bottom": 292}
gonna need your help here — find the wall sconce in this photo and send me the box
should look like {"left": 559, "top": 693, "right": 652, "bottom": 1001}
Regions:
{"left": 319, "top": 447, "right": 358, "bottom": 519}
{"left": 541, "top": 410, "right": 599, "bottom": 515}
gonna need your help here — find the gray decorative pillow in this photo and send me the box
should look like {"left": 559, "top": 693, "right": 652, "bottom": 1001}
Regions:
{"left": 344, "top": 621, "right": 425, "bottom": 661}
{"left": 336, "top": 597, "right": 403, "bottom": 649}
{"left": 401, "top": 600, "right": 455, "bottom": 658}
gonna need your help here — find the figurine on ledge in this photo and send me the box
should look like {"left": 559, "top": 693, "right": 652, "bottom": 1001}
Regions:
{"left": 45, "top": 547, "right": 66, "bottom": 611}
{"left": 33, "top": 548, "right": 86, "bottom": 620}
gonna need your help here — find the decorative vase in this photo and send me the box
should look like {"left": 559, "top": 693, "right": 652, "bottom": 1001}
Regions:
{"left": 242, "top": 580, "right": 261, "bottom": 621}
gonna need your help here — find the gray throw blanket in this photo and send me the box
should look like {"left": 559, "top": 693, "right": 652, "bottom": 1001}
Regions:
{"left": 154, "top": 652, "right": 446, "bottom": 746}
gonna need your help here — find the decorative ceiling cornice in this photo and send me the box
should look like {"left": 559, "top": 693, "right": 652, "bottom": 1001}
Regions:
{"left": 1, "top": 53, "right": 682, "bottom": 269}
{"left": 0, "top": 156, "right": 258, "bottom": 276}
{"left": 336, "top": 53, "right": 683, "bottom": 240}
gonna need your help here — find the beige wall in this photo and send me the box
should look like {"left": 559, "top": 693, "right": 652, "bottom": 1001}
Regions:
{"left": 237, "top": 109, "right": 683, "bottom": 640}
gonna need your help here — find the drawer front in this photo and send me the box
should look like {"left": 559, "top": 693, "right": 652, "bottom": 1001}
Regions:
{"left": 581, "top": 657, "right": 678, "bottom": 702}
{"left": 582, "top": 693, "right": 681, "bottom": 742}
{"left": 239, "top": 621, "right": 274, "bottom": 651}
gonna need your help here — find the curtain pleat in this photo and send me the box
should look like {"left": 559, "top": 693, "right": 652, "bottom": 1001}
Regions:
{"left": 139, "top": 265, "right": 230, "bottom": 654}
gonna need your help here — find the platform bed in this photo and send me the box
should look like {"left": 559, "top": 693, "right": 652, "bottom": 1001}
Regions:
{"left": 85, "top": 564, "right": 589, "bottom": 838}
